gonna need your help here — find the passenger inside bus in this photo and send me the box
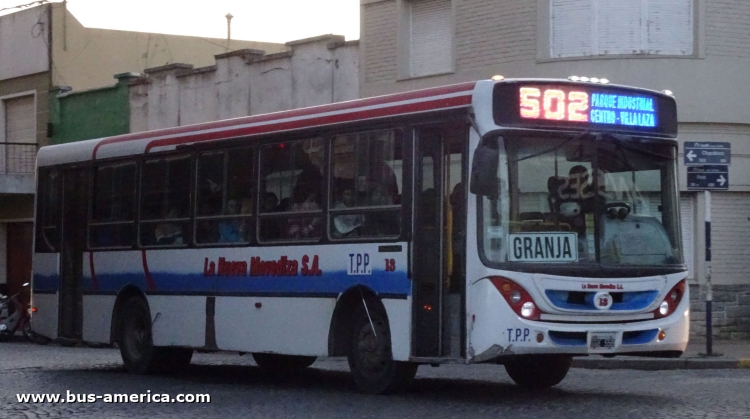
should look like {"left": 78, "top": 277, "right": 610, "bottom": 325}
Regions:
{"left": 218, "top": 199, "right": 244, "bottom": 243}
{"left": 363, "top": 183, "right": 400, "bottom": 236}
{"left": 287, "top": 187, "right": 322, "bottom": 239}
{"left": 332, "top": 184, "right": 365, "bottom": 238}
{"left": 155, "top": 208, "right": 184, "bottom": 245}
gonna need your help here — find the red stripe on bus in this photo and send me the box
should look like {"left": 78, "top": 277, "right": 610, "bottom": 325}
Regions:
{"left": 143, "top": 95, "right": 472, "bottom": 153}
{"left": 89, "top": 252, "right": 98, "bottom": 292}
{"left": 141, "top": 251, "right": 157, "bottom": 291}
{"left": 92, "top": 82, "right": 475, "bottom": 159}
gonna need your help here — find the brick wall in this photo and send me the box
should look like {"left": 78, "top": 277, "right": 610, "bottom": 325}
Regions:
{"left": 690, "top": 284, "right": 750, "bottom": 339}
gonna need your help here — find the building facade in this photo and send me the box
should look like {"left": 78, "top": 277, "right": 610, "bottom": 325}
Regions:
{"left": 360, "top": 0, "right": 750, "bottom": 338}
{"left": 128, "top": 35, "right": 359, "bottom": 133}
{"left": 0, "top": 3, "right": 285, "bottom": 301}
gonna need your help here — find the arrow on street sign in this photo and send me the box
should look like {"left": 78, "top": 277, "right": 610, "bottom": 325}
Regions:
{"left": 683, "top": 142, "right": 731, "bottom": 166}
{"left": 687, "top": 165, "right": 729, "bottom": 190}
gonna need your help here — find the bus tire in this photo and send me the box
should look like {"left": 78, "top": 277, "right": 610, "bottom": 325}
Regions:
{"left": 504, "top": 355, "right": 571, "bottom": 389}
{"left": 119, "top": 297, "right": 158, "bottom": 374}
{"left": 252, "top": 353, "right": 316, "bottom": 373}
{"left": 347, "top": 303, "right": 417, "bottom": 394}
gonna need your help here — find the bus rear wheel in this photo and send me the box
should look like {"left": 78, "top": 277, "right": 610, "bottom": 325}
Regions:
{"left": 347, "top": 303, "right": 417, "bottom": 394}
{"left": 119, "top": 297, "right": 192, "bottom": 374}
{"left": 252, "top": 353, "right": 317, "bottom": 373}
{"left": 503, "top": 355, "right": 571, "bottom": 389}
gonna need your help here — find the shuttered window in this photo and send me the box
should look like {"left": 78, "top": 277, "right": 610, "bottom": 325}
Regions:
{"left": 551, "top": 0, "right": 693, "bottom": 58}
{"left": 2, "top": 95, "right": 36, "bottom": 174}
{"left": 409, "top": 0, "right": 453, "bottom": 77}
{"left": 680, "top": 194, "right": 694, "bottom": 279}
{"left": 4, "top": 95, "right": 35, "bottom": 143}
{"left": 711, "top": 193, "right": 750, "bottom": 285}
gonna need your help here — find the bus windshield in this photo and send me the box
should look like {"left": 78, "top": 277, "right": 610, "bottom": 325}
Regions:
{"left": 480, "top": 133, "right": 683, "bottom": 269}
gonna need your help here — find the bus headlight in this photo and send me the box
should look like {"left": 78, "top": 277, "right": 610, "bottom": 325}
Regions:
{"left": 521, "top": 302, "right": 536, "bottom": 318}
{"left": 489, "top": 276, "right": 544, "bottom": 321}
{"left": 653, "top": 280, "right": 686, "bottom": 319}
{"left": 659, "top": 301, "right": 669, "bottom": 316}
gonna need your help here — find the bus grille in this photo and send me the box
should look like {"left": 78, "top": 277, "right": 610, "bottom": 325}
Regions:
{"left": 548, "top": 329, "right": 659, "bottom": 347}
{"left": 545, "top": 290, "right": 659, "bottom": 311}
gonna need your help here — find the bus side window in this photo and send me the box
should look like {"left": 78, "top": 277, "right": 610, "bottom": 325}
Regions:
{"left": 35, "top": 168, "right": 60, "bottom": 253}
{"left": 89, "top": 163, "right": 136, "bottom": 248}
{"left": 329, "top": 130, "right": 402, "bottom": 240}
{"left": 138, "top": 156, "right": 191, "bottom": 247}
{"left": 258, "top": 138, "right": 324, "bottom": 242}
{"left": 195, "top": 147, "right": 254, "bottom": 245}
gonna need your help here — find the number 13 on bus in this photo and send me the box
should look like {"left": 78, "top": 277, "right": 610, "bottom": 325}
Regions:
{"left": 31, "top": 76, "right": 687, "bottom": 393}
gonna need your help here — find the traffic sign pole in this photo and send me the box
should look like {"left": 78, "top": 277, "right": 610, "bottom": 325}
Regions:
{"left": 704, "top": 190, "right": 713, "bottom": 356}
{"left": 685, "top": 142, "right": 729, "bottom": 357}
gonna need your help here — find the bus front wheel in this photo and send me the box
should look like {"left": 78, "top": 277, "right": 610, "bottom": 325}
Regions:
{"left": 347, "top": 303, "right": 417, "bottom": 394}
{"left": 503, "top": 355, "right": 571, "bottom": 389}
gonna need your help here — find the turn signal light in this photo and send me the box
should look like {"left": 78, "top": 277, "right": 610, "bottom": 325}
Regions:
{"left": 489, "top": 276, "right": 542, "bottom": 320}
{"left": 653, "top": 280, "right": 686, "bottom": 319}
{"left": 32, "top": 307, "right": 37, "bottom": 313}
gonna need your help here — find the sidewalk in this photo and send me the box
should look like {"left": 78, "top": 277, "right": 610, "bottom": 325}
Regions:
{"left": 573, "top": 339, "right": 750, "bottom": 370}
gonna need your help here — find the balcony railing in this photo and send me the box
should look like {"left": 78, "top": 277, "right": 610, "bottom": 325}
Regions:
{"left": 0, "top": 142, "right": 38, "bottom": 174}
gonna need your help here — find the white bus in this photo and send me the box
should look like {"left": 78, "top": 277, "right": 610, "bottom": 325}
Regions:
{"left": 31, "top": 77, "right": 688, "bottom": 393}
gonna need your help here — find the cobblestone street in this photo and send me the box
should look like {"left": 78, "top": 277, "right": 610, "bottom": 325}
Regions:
{"left": 2, "top": 342, "right": 750, "bottom": 418}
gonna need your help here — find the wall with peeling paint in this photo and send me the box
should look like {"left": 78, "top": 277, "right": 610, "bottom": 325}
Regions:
{"left": 129, "top": 35, "right": 359, "bottom": 132}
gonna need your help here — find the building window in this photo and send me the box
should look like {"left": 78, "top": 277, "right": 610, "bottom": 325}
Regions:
{"left": 402, "top": 0, "right": 454, "bottom": 78}
{"left": 1, "top": 94, "right": 37, "bottom": 174}
{"left": 550, "top": 0, "right": 694, "bottom": 58}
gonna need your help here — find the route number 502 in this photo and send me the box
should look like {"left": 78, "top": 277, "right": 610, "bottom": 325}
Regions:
{"left": 519, "top": 87, "right": 589, "bottom": 122}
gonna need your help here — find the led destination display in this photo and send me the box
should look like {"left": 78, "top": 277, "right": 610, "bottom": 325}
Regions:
{"left": 519, "top": 87, "right": 656, "bottom": 128}
{"left": 589, "top": 93, "right": 656, "bottom": 127}
{"left": 493, "top": 82, "right": 677, "bottom": 136}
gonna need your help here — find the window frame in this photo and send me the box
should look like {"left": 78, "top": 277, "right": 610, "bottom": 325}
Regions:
{"left": 328, "top": 129, "right": 405, "bottom": 241}
{"left": 397, "top": 0, "right": 456, "bottom": 80}
{"left": 193, "top": 145, "right": 256, "bottom": 246}
{"left": 256, "top": 137, "right": 327, "bottom": 244}
{"left": 137, "top": 153, "right": 193, "bottom": 249}
{"left": 538, "top": 0, "right": 702, "bottom": 62}
{"left": 88, "top": 161, "right": 138, "bottom": 250}
{"left": 34, "top": 167, "right": 61, "bottom": 253}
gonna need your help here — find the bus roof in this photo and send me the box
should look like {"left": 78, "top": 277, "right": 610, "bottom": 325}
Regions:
{"left": 37, "top": 81, "right": 477, "bottom": 167}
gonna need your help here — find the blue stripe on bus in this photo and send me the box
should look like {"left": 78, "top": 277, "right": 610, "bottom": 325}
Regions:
{"left": 33, "top": 274, "right": 59, "bottom": 293}
{"left": 34, "top": 270, "right": 411, "bottom": 296}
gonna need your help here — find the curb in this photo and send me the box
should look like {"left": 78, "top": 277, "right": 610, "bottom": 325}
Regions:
{"left": 572, "top": 357, "right": 744, "bottom": 370}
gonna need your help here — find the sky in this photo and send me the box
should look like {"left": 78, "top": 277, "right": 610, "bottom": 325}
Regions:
{"left": 0, "top": 0, "right": 360, "bottom": 44}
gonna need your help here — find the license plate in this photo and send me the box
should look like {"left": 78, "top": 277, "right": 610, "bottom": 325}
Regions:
{"left": 588, "top": 331, "right": 618, "bottom": 353}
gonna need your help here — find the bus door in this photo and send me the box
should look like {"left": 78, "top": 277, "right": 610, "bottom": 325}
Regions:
{"left": 413, "top": 124, "right": 467, "bottom": 358}
{"left": 58, "top": 167, "right": 88, "bottom": 340}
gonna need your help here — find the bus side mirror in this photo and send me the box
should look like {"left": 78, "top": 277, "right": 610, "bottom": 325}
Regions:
{"left": 470, "top": 143, "right": 499, "bottom": 200}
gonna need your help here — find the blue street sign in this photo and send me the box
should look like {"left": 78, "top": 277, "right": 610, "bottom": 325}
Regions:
{"left": 687, "top": 166, "right": 729, "bottom": 190}
{"left": 684, "top": 142, "right": 731, "bottom": 166}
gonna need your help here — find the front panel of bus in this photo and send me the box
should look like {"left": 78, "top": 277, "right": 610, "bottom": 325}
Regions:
{"left": 466, "top": 80, "right": 688, "bottom": 361}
